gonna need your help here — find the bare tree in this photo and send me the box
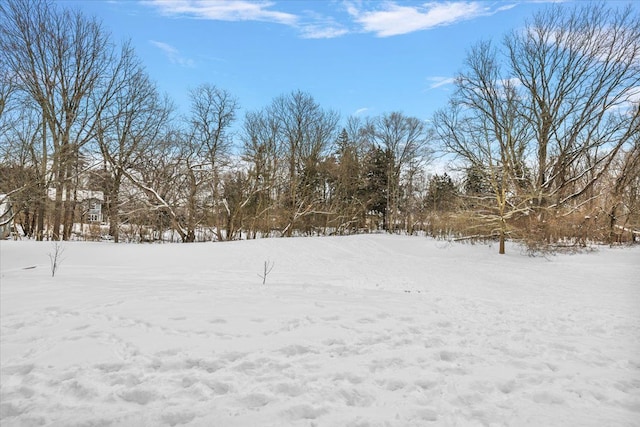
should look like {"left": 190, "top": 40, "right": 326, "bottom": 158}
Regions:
{"left": 263, "top": 90, "right": 339, "bottom": 236}
{"left": 434, "top": 40, "right": 532, "bottom": 254}
{"left": 607, "top": 127, "right": 640, "bottom": 242}
{"left": 366, "top": 112, "right": 432, "bottom": 232}
{"left": 0, "top": 106, "right": 49, "bottom": 238}
{"left": 241, "top": 109, "right": 283, "bottom": 237}
{"left": 1, "top": 0, "right": 124, "bottom": 240}
{"left": 186, "top": 84, "right": 238, "bottom": 240}
{"left": 123, "top": 129, "right": 195, "bottom": 242}
{"left": 0, "top": 56, "right": 16, "bottom": 138}
{"left": 436, "top": 3, "right": 639, "bottom": 252}
{"left": 506, "top": 3, "right": 640, "bottom": 211}
{"left": 97, "top": 47, "right": 172, "bottom": 242}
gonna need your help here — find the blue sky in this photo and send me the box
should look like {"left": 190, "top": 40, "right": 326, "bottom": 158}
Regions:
{"left": 59, "top": 1, "right": 577, "bottom": 125}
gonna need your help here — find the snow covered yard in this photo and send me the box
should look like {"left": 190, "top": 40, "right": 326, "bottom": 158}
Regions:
{"left": 1, "top": 235, "right": 639, "bottom": 426}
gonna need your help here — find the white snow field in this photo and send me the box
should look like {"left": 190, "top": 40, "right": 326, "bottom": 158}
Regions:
{"left": 1, "top": 235, "right": 639, "bottom": 427}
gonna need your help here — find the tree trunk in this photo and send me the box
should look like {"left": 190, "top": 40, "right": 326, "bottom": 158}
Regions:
{"left": 109, "top": 174, "right": 122, "bottom": 243}
{"left": 52, "top": 181, "right": 64, "bottom": 241}
{"left": 62, "top": 184, "right": 75, "bottom": 240}
{"left": 36, "top": 192, "right": 45, "bottom": 241}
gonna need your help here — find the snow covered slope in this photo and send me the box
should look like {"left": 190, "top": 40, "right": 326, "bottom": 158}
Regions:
{"left": 1, "top": 235, "right": 639, "bottom": 426}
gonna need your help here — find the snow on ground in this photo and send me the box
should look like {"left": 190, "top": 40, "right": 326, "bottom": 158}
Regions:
{"left": 1, "top": 234, "right": 639, "bottom": 426}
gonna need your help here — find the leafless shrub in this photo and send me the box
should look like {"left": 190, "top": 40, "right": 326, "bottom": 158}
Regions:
{"left": 258, "top": 260, "right": 275, "bottom": 285}
{"left": 48, "top": 242, "right": 65, "bottom": 277}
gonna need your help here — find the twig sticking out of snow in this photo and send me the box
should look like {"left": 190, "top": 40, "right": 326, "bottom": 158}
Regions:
{"left": 49, "top": 242, "right": 65, "bottom": 277}
{"left": 258, "top": 260, "right": 275, "bottom": 285}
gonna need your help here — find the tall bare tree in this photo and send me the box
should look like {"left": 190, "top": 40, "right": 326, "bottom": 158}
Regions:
{"left": 241, "top": 109, "right": 283, "bottom": 237}
{"left": 366, "top": 112, "right": 432, "bottom": 232}
{"left": 435, "top": 39, "right": 533, "bottom": 253}
{"left": 607, "top": 126, "right": 640, "bottom": 242}
{"left": 506, "top": 3, "right": 640, "bottom": 211}
{"left": 0, "top": 105, "right": 49, "bottom": 237}
{"left": 436, "top": 3, "right": 639, "bottom": 252}
{"left": 267, "top": 90, "right": 339, "bottom": 236}
{"left": 122, "top": 129, "right": 196, "bottom": 242}
{"left": 186, "top": 84, "right": 238, "bottom": 240}
{"left": 97, "top": 47, "right": 172, "bottom": 242}
{"left": 1, "top": 0, "right": 123, "bottom": 240}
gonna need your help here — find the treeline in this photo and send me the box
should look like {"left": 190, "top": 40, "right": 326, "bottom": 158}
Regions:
{"left": 1, "top": 0, "right": 638, "bottom": 253}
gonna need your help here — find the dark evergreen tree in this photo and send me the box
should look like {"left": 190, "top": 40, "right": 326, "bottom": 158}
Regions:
{"left": 427, "top": 173, "right": 458, "bottom": 211}
{"left": 363, "top": 146, "right": 391, "bottom": 229}
{"left": 464, "top": 165, "right": 492, "bottom": 196}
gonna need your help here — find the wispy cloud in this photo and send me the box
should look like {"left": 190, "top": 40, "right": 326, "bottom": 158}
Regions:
{"left": 143, "top": 0, "right": 297, "bottom": 25}
{"left": 298, "top": 13, "right": 349, "bottom": 39}
{"left": 354, "top": 107, "right": 370, "bottom": 115}
{"left": 143, "top": 0, "right": 349, "bottom": 39}
{"left": 143, "top": 1, "right": 510, "bottom": 39}
{"left": 300, "top": 24, "right": 349, "bottom": 39}
{"left": 149, "top": 40, "right": 195, "bottom": 68}
{"left": 348, "top": 1, "right": 502, "bottom": 37}
{"left": 427, "top": 76, "right": 456, "bottom": 90}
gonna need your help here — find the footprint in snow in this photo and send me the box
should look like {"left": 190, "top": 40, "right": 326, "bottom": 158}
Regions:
{"left": 377, "top": 378, "right": 406, "bottom": 391}
{"left": 0, "top": 402, "right": 25, "bottom": 418}
{"left": 202, "top": 379, "right": 233, "bottom": 395}
{"left": 2, "top": 364, "right": 35, "bottom": 376}
{"left": 95, "top": 362, "right": 125, "bottom": 373}
{"left": 415, "top": 379, "right": 439, "bottom": 390}
{"left": 63, "top": 380, "right": 99, "bottom": 399}
{"left": 119, "top": 388, "right": 158, "bottom": 405}
{"left": 437, "top": 350, "right": 459, "bottom": 362}
{"left": 337, "top": 387, "right": 375, "bottom": 407}
{"left": 282, "top": 404, "right": 328, "bottom": 420}
{"left": 279, "top": 344, "right": 317, "bottom": 357}
{"left": 414, "top": 408, "right": 439, "bottom": 422}
{"left": 239, "top": 392, "right": 274, "bottom": 408}
{"left": 531, "top": 391, "right": 565, "bottom": 405}
{"left": 369, "top": 357, "right": 405, "bottom": 372}
{"left": 498, "top": 379, "right": 517, "bottom": 394}
{"left": 185, "top": 358, "right": 222, "bottom": 373}
{"left": 333, "top": 372, "right": 365, "bottom": 385}
{"left": 219, "top": 351, "right": 247, "bottom": 362}
{"left": 110, "top": 373, "right": 142, "bottom": 387}
{"left": 161, "top": 411, "right": 196, "bottom": 426}
{"left": 273, "top": 382, "right": 304, "bottom": 397}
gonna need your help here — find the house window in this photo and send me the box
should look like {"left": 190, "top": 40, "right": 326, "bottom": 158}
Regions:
{"left": 87, "top": 199, "right": 102, "bottom": 223}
